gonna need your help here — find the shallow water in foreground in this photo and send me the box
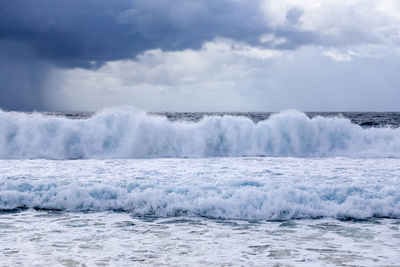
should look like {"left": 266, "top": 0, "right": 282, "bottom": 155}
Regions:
{"left": 1, "top": 211, "right": 400, "bottom": 266}
{"left": 0, "top": 157, "right": 400, "bottom": 265}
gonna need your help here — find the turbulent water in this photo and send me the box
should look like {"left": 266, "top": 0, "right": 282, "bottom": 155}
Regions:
{"left": 1, "top": 108, "right": 400, "bottom": 266}
{"left": 1, "top": 108, "right": 400, "bottom": 159}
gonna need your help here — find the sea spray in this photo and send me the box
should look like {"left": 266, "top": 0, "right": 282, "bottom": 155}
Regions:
{"left": 0, "top": 107, "right": 399, "bottom": 159}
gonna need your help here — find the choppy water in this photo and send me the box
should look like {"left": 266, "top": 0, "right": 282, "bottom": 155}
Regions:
{"left": 2, "top": 212, "right": 400, "bottom": 266}
{"left": 1, "top": 108, "right": 400, "bottom": 266}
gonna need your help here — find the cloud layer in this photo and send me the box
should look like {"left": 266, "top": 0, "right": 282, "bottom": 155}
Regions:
{"left": 0, "top": 0, "right": 399, "bottom": 111}
{"left": 0, "top": 0, "right": 270, "bottom": 65}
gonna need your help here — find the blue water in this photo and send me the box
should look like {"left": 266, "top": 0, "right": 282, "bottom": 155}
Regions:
{"left": 0, "top": 108, "right": 399, "bottom": 265}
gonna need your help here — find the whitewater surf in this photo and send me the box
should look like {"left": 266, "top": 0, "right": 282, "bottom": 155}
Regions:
{"left": 1, "top": 108, "right": 399, "bottom": 159}
{"left": 1, "top": 108, "right": 400, "bottom": 266}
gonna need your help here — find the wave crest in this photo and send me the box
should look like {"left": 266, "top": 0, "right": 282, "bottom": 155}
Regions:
{"left": 0, "top": 108, "right": 399, "bottom": 159}
{"left": 1, "top": 180, "right": 399, "bottom": 220}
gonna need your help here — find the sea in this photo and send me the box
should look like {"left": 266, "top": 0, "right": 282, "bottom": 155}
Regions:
{"left": 0, "top": 108, "right": 400, "bottom": 266}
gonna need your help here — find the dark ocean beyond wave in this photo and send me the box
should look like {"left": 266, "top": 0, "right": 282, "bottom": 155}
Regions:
{"left": 44, "top": 111, "right": 400, "bottom": 128}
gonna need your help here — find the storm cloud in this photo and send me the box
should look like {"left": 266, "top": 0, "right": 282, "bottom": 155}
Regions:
{"left": 0, "top": 0, "right": 271, "bottom": 65}
{"left": 0, "top": 0, "right": 399, "bottom": 111}
{"left": 0, "top": 0, "right": 270, "bottom": 110}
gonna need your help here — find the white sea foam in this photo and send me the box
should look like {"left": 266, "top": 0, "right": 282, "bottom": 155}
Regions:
{"left": 0, "top": 108, "right": 399, "bottom": 159}
{"left": 1, "top": 180, "right": 399, "bottom": 219}
{"left": 1, "top": 110, "right": 399, "bottom": 265}
{"left": 0, "top": 157, "right": 399, "bottom": 220}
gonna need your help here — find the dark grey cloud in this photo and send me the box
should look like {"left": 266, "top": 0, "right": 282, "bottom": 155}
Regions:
{"left": 0, "top": 0, "right": 273, "bottom": 110}
{"left": 0, "top": 40, "right": 50, "bottom": 110}
{"left": 1, "top": 0, "right": 134, "bottom": 66}
{"left": 0, "top": 0, "right": 271, "bottom": 67}
{"left": 0, "top": 0, "right": 398, "bottom": 111}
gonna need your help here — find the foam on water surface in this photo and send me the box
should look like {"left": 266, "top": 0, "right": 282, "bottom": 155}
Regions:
{"left": 1, "top": 211, "right": 399, "bottom": 266}
{"left": 1, "top": 157, "right": 399, "bottom": 220}
{"left": 1, "top": 109, "right": 400, "bottom": 265}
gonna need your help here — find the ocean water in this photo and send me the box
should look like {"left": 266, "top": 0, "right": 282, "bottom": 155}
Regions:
{"left": 1, "top": 108, "right": 400, "bottom": 266}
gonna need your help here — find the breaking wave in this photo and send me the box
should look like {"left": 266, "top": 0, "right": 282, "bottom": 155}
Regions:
{"left": 0, "top": 107, "right": 399, "bottom": 159}
{"left": 1, "top": 179, "right": 399, "bottom": 220}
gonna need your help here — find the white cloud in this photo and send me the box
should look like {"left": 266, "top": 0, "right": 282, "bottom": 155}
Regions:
{"left": 46, "top": 39, "right": 284, "bottom": 111}
{"left": 45, "top": 40, "right": 400, "bottom": 112}
{"left": 3, "top": 0, "right": 400, "bottom": 112}
{"left": 42, "top": 0, "right": 400, "bottom": 112}
{"left": 258, "top": 0, "right": 400, "bottom": 63}
{"left": 259, "top": 34, "right": 288, "bottom": 47}
{"left": 43, "top": 0, "right": 400, "bottom": 112}
{"left": 322, "top": 43, "right": 400, "bottom": 62}
{"left": 323, "top": 49, "right": 353, "bottom": 62}
{"left": 260, "top": 0, "right": 400, "bottom": 46}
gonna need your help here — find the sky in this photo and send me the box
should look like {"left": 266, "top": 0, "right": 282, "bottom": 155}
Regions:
{"left": 1, "top": 0, "right": 400, "bottom": 112}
